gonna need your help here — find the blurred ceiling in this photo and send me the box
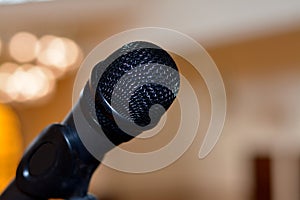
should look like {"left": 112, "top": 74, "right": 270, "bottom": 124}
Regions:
{"left": 0, "top": 0, "right": 300, "bottom": 48}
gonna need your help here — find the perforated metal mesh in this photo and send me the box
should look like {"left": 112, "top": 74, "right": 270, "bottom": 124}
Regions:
{"left": 94, "top": 41, "right": 180, "bottom": 145}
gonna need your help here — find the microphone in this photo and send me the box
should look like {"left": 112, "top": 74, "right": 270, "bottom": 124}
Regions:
{"left": 0, "top": 41, "right": 180, "bottom": 200}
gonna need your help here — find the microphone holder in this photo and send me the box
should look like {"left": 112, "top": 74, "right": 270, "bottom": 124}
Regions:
{"left": 0, "top": 113, "right": 100, "bottom": 200}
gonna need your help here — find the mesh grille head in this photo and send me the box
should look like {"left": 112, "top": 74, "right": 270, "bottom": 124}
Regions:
{"left": 94, "top": 41, "right": 180, "bottom": 145}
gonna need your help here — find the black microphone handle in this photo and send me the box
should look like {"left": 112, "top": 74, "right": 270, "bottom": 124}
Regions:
{"left": 1, "top": 181, "right": 97, "bottom": 200}
{"left": 0, "top": 76, "right": 112, "bottom": 200}
{"left": 0, "top": 181, "right": 39, "bottom": 200}
{"left": 0, "top": 107, "right": 100, "bottom": 199}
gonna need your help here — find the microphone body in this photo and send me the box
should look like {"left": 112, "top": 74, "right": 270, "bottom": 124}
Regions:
{"left": 1, "top": 117, "right": 99, "bottom": 200}
{"left": 0, "top": 41, "right": 180, "bottom": 200}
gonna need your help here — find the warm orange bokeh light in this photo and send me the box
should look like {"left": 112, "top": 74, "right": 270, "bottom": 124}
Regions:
{"left": 60, "top": 37, "right": 80, "bottom": 70}
{"left": 1, "top": 33, "right": 81, "bottom": 104}
{"left": 0, "top": 104, "right": 23, "bottom": 192}
{"left": 37, "top": 35, "right": 80, "bottom": 78}
{"left": 9, "top": 32, "right": 39, "bottom": 63}
{"left": 0, "top": 63, "right": 55, "bottom": 103}
{"left": 5, "top": 64, "right": 55, "bottom": 102}
{"left": 0, "top": 63, "right": 19, "bottom": 103}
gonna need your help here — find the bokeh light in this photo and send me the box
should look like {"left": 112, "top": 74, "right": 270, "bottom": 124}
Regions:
{"left": 5, "top": 64, "right": 55, "bottom": 102}
{"left": 9, "top": 32, "right": 39, "bottom": 63}
{"left": 0, "top": 32, "right": 82, "bottom": 104}
{"left": 27, "top": 66, "right": 55, "bottom": 99}
{"left": 39, "top": 37, "right": 66, "bottom": 67}
{"left": 0, "top": 104, "right": 23, "bottom": 192}
{"left": 0, "top": 63, "right": 19, "bottom": 103}
{"left": 60, "top": 37, "right": 80, "bottom": 70}
{"left": 0, "top": 63, "right": 55, "bottom": 103}
{"left": 37, "top": 35, "right": 80, "bottom": 78}
{"left": 0, "top": 62, "right": 19, "bottom": 73}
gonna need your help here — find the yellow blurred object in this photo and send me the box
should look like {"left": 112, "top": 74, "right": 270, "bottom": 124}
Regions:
{"left": 0, "top": 104, "right": 23, "bottom": 192}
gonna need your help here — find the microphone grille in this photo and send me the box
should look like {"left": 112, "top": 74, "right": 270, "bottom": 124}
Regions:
{"left": 94, "top": 41, "right": 180, "bottom": 144}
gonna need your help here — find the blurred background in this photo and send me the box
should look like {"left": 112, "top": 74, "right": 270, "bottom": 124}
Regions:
{"left": 0, "top": 0, "right": 300, "bottom": 200}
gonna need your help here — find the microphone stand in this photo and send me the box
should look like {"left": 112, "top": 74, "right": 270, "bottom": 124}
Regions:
{"left": 0, "top": 113, "right": 100, "bottom": 200}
